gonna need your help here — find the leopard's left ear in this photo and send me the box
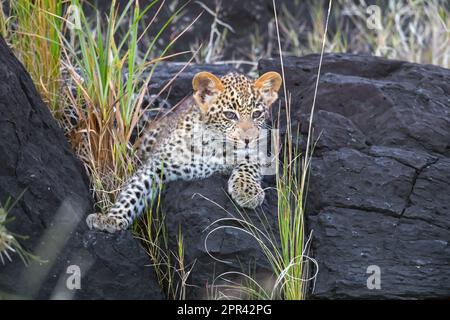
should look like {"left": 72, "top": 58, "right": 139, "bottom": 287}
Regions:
{"left": 254, "top": 71, "right": 282, "bottom": 107}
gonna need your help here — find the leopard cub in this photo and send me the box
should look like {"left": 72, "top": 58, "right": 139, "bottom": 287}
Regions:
{"left": 87, "top": 71, "right": 282, "bottom": 233}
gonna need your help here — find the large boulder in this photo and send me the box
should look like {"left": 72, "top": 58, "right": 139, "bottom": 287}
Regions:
{"left": 0, "top": 37, "right": 163, "bottom": 299}
{"left": 151, "top": 54, "right": 450, "bottom": 299}
{"left": 259, "top": 54, "right": 450, "bottom": 299}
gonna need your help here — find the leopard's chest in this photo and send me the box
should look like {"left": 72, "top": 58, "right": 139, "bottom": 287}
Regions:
{"left": 153, "top": 120, "right": 225, "bottom": 174}
{"left": 171, "top": 128, "right": 223, "bottom": 160}
{"left": 151, "top": 114, "right": 260, "bottom": 181}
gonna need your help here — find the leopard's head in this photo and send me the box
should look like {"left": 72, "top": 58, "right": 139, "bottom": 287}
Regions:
{"left": 192, "top": 71, "right": 282, "bottom": 146}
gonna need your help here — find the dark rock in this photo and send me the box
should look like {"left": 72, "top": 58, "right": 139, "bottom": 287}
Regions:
{"left": 148, "top": 54, "right": 449, "bottom": 300}
{"left": 259, "top": 54, "right": 450, "bottom": 299}
{"left": 155, "top": 55, "right": 450, "bottom": 299}
{"left": 308, "top": 207, "right": 449, "bottom": 298}
{"left": 0, "top": 37, "right": 163, "bottom": 299}
{"left": 308, "top": 148, "right": 416, "bottom": 217}
{"left": 77, "top": 230, "right": 162, "bottom": 299}
{"left": 147, "top": 62, "right": 235, "bottom": 106}
{"left": 259, "top": 54, "right": 450, "bottom": 156}
{"left": 403, "top": 158, "right": 450, "bottom": 230}
{"left": 161, "top": 175, "right": 279, "bottom": 299}
{"left": 43, "top": 50, "right": 449, "bottom": 299}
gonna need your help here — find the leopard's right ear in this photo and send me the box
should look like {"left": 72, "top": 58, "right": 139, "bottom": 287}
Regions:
{"left": 192, "top": 72, "right": 224, "bottom": 113}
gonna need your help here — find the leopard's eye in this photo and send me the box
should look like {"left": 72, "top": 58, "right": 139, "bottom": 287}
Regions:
{"left": 252, "top": 110, "right": 263, "bottom": 119}
{"left": 223, "top": 111, "right": 238, "bottom": 120}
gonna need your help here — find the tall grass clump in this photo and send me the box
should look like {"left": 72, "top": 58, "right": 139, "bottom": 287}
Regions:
{"left": 0, "top": 1, "right": 10, "bottom": 38}
{"left": 2, "top": 0, "right": 197, "bottom": 296}
{"left": 133, "top": 180, "right": 192, "bottom": 300}
{"left": 205, "top": 130, "right": 317, "bottom": 300}
{"left": 204, "top": 96, "right": 319, "bottom": 299}
{"left": 60, "top": 0, "right": 193, "bottom": 213}
{"left": 268, "top": 0, "right": 333, "bottom": 299}
{"left": 0, "top": 192, "right": 38, "bottom": 266}
{"left": 58, "top": 0, "right": 197, "bottom": 295}
{"left": 205, "top": 124, "right": 318, "bottom": 300}
{"left": 0, "top": 0, "right": 63, "bottom": 111}
{"left": 276, "top": 0, "right": 450, "bottom": 68}
{"left": 342, "top": 0, "right": 450, "bottom": 68}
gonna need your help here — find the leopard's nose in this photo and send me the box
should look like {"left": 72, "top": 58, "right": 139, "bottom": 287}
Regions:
{"left": 239, "top": 120, "right": 253, "bottom": 132}
{"left": 240, "top": 128, "right": 258, "bottom": 143}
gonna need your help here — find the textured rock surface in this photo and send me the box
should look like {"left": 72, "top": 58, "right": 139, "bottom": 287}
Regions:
{"left": 259, "top": 54, "right": 450, "bottom": 299}
{"left": 152, "top": 54, "right": 450, "bottom": 299}
{"left": 0, "top": 37, "right": 163, "bottom": 299}
{"left": 161, "top": 175, "right": 279, "bottom": 299}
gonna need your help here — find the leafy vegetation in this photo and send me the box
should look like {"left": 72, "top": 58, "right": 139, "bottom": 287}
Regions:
{"left": 195, "top": 0, "right": 450, "bottom": 72}
{"left": 0, "top": 191, "right": 39, "bottom": 266}
{"left": 277, "top": 0, "right": 450, "bottom": 68}
{"left": 133, "top": 180, "right": 192, "bottom": 300}
{"left": 0, "top": 0, "right": 62, "bottom": 111}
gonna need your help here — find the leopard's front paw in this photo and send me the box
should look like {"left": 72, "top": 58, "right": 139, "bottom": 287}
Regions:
{"left": 228, "top": 182, "right": 265, "bottom": 209}
{"left": 86, "top": 213, "right": 128, "bottom": 233}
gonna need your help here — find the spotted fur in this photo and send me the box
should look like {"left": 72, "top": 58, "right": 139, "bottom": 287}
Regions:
{"left": 86, "top": 71, "right": 282, "bottom": 233}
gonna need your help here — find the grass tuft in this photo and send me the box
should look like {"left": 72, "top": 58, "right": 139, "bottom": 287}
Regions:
{"left": 59, "top": 0, "right": 193, "bottom": 214}
{"left": 276, "top": 0, "right": 450, "bottom": 68}
{"left": 0, "top": 191, "right": 39, "bottom": 266}
{"left": 133, "top": 179, "right": 192, "bottom": 300}
{"left": 0, "top": 0, "right": 63, "bottom": 112}
{"left": 202, "top": 0, "right": 333, "bottom": 300}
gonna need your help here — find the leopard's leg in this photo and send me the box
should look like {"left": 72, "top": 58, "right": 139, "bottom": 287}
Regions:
{"left": 227, "top": 162, "right": 264, "bottom": 209}
{"left": 86, "top": 162, "right": 165, "bottom": 233}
